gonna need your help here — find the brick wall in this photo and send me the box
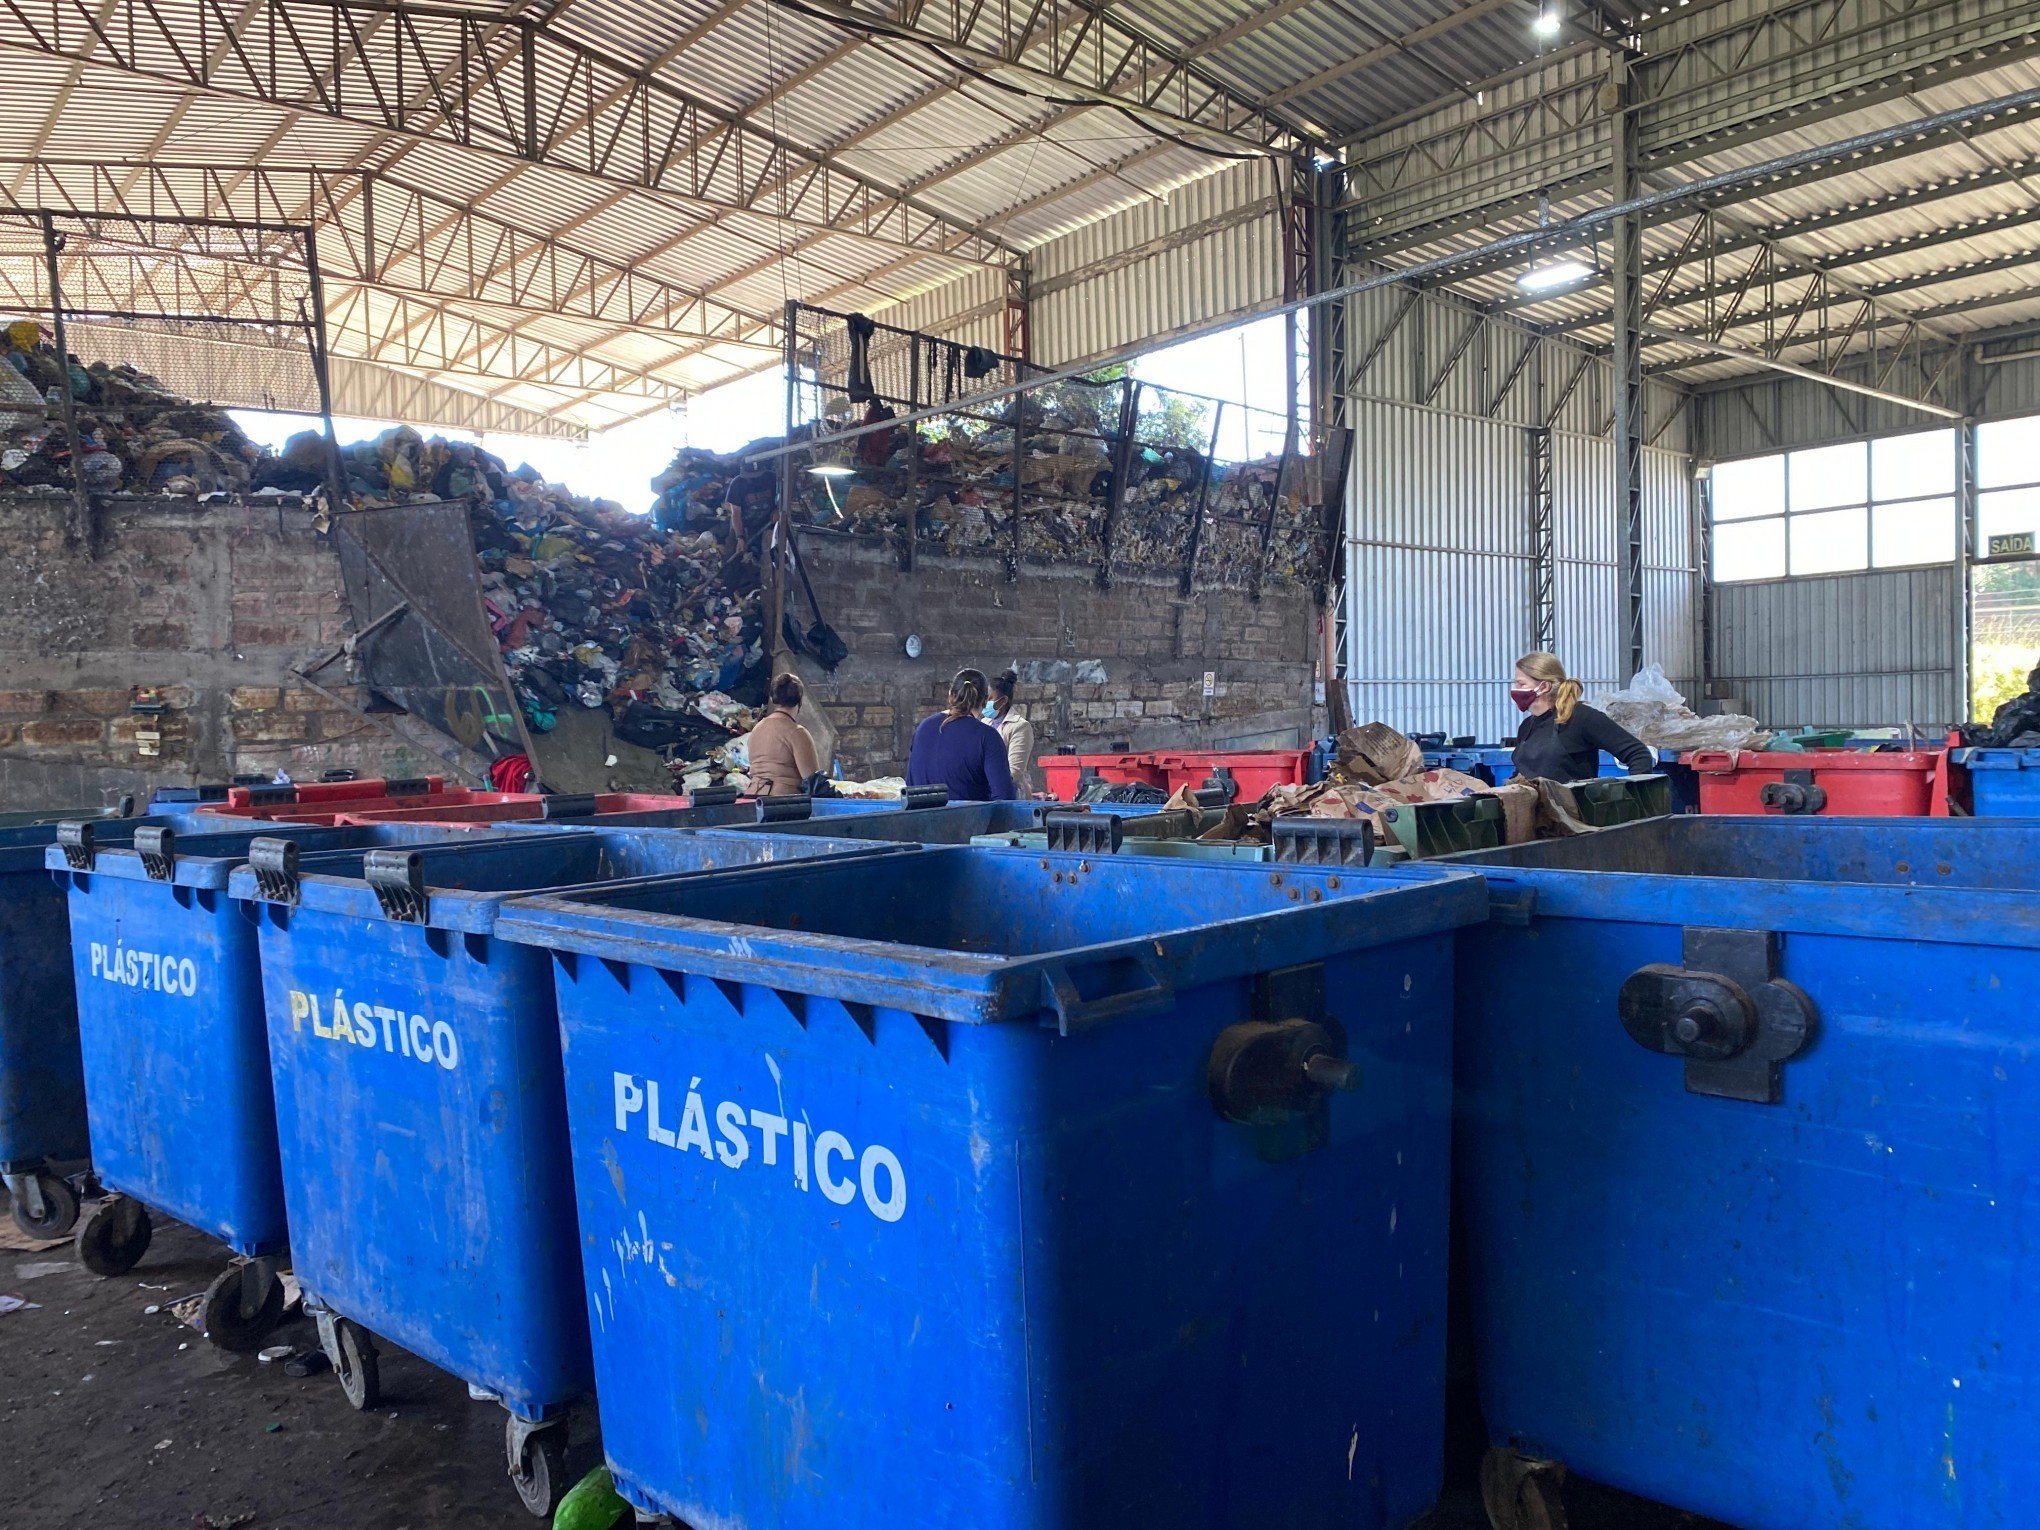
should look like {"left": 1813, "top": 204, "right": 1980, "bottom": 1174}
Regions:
{"left": 793, "top": 534, "right": 1323, "bottom": 777}
{"left": 0, "top": 497, "right": 436, "bottom": 808}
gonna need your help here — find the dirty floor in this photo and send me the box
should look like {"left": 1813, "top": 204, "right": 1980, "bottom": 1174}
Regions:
{"left": 0, "top": 1211, "right": 1731, "bottom": 1529}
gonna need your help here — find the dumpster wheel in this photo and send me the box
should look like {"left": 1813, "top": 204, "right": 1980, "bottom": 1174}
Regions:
{"left": 507, "top": 1415, "right": 568, "bottom": 1518}
{"left": 331, "top": 1319, "right": 381, "bottom": 1410}
{"left": 10, "top": 1171, "right": 79, "bottom": 1239}
{"left": 1480, "top": 1447, "right": 1568, "bottom": 1530}
{"left": 75, "top": 1194, "right": 153, "bottom": 1276}
{"left": 203, "top": 1262, "right": 286, "bottom": 1352}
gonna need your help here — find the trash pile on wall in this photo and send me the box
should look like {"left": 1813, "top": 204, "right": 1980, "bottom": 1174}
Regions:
{"left": 0, "top": 324, "right": 281, "bottom": 496}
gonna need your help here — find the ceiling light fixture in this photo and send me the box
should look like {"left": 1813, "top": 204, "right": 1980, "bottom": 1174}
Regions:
{"left": 1518, "top": 258, "right": 1594, "bottom": 291}
{"left": 1533, "top": 6, "right": 1562, "bottom": 36}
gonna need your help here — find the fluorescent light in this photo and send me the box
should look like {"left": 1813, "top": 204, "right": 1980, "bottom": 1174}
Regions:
{"left": 808, "top": 463, "right": 856, "bottom": 478}
{"left": 1518, "top": 258, "right": 1593, "bottom": 292}
{"left": 1533, "top": 7, "right": 1562, "bottom": 35}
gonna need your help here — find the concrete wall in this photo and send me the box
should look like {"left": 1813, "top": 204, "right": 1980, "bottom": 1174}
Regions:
{"left": 793, "top": 534, "right": 1323, "bottom": 776}
{"left": 0, "top": 496, "right": 437, "bottom": 808}
{"left": 0, "top": 498, "right": 1324, "bottom": 808}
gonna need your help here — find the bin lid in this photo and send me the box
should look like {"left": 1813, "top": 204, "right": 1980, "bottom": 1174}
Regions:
{"left": 495, "top": 846, "right": 1488, "bottom": 1028}
{"left": 225, "top": 827, "right": 914, "bottom": 933}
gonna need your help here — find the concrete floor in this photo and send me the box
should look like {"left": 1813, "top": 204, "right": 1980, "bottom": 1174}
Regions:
{"left": 0, "top": 1212, "right": 1729, "bottom": 1530}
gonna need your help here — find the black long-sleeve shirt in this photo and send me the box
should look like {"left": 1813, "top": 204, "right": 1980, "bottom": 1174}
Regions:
{"left": 1511, "top": 704, "right": 1656, "bottom": 783}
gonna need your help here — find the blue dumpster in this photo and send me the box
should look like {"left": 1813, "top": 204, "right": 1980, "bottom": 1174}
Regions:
{"left": 228, "top": 827, "right": 913, "bottom": 1517}
{"left": 47, "top": 821, "right": 485, "bottom": 1348}
{"left": 0, "top": 816, "right": 214, "bottom": 1238}
{"left": 497, "top": 848, "right": 1488, "bottom": 1530}
{"left": 1444, "top": 816, "right": 2040, "bottom": 1530}
{"left": 1953, "top": 747, "right": 2040, "bottom": 816}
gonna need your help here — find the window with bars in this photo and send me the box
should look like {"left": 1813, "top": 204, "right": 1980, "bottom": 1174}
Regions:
{"left": 1709, "top": 429, "right": 1958, "bottom": 582}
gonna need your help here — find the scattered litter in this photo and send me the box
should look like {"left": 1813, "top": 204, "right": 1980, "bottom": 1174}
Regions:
{"left": 193, "top": 1513, "right": 256, "bottom": 1529}
{"left": 166, "top": 1293, "right": 208, "bottom": 1329}
{"left": 263, "top": 1422, "right": 283, "bottom": 1434}
{"left": 15, "top": 1259, "right": 71, "bottom": 1279}
{"left": 155, "top": 1438, "right": 173, "bottom": 1450}
{"left": 257, "top": 1345, "right": 292, "bottom": 1364}
{"left": 0, "top": 1293, "right": 39, "bottom": 1314}
{"left": 282, "top": 1350, "right": 329, "bottom": 1378}
{"left": 0, "top": 1219, "right": 67, "bottom": 1254}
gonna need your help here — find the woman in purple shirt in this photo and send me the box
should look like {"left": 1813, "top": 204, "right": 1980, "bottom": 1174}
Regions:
{"left": 905, "top": 668, "right": 1016, "bottom": 802}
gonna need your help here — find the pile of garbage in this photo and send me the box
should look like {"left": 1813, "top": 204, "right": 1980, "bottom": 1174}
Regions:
{"left": 0, "top": 322, "right": 286, "bottom": 497}
{"left": 764, "top": 386, "right": 1325, "bottom": 586}
{"left": 1962, "top": 660, "right": 2040, "bottom": 748}
{"left": 462, "top": 438, "right": 768, "bottom": 790}
{"left": 1592, "top": 663, "right": 1769, "bottom": 753}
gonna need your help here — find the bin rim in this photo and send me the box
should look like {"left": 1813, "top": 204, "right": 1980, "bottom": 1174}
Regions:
{"left": 494, "top": 848, "right": 1488, "bottom": 1027}
{"left": 1683, "top": 747, "right": 1939, "bottom": 773}
{"left": 224, "top": 830, "right": 914, "bottom": 934}
{"left": 1445, "top": 815, "right": 2040, "bottom": 952}
{"left": 48, "top": 823, "right": 519, "bottom": 890}
{"left": 1951, "top": 747, "right": 2040, "bottom": 769}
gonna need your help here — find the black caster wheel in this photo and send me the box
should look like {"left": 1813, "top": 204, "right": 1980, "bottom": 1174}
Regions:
{"left": 508, "top": 1417, "right": 568, "bottom": 1518}
{"left": 1481, "top": 1447, "right": 1568, "bottom": 1530}
{"left": 333, "top": 1319, "right": 380, "bottom": 1411}
{"left": 202, "top": 1262, "right": 285, "bottom": 1353}
{"left": 10, "top": 1172, "right": 79, "bottom": 1239}
{"left": 75, "top": 1195, "right": 152, "bottom": 1277}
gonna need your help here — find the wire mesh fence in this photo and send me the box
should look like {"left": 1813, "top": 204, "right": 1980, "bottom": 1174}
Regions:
{"left": 783, "top": 302, "right": 1335, "bottom": 591}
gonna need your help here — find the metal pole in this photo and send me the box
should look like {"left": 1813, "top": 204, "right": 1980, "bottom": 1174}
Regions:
{"left": 771, "top": 298, "right": 798, "bottom": 663}
{"left": 1610, "top": 58, "right": 1646, "bottom": 683}
{"left": 302, "top": 226, "right": 349, "bottom": 517}
{"left": 39, "top": 212, "right": 92, "bottom": 545}
{"left": 741, "top": 76, "right": 2040, "bottom": 469}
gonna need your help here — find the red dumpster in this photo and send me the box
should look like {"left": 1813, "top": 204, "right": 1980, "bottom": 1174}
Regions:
{"left": 1151, "top": 749, "right": 1313, "bottom": 804}
{"left": 1684, "top": 747, "right": 1951, "bottom": 816}
{"left": 1038, "top": 752, "right": 1166, "bottom": 802}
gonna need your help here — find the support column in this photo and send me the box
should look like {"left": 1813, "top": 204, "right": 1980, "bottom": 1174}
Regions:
{"left": 1956, "top": 348, "right": 1979, "bottom": 719}
{"left": 1610, "top": 57, "right": 1646, "bottom": 681}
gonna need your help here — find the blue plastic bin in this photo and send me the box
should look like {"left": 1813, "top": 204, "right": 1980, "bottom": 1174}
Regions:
{"left": 498, "top": 848, "right": 1488, "bottom": 1530}
{"left": 1444, "top": 817, "right": 2040, "bottom": 1529}
{"left": 0, "top": 816, "right": 214, "bottom": 1238}
{"left": 47, "top": 821, "right": 484, "bottom": 1347}
{"left": 1953, "top": 747, "right": 2040, "bottom": 816}
{"left": 227, "top": 827, "right": 913, "bottom": 1516}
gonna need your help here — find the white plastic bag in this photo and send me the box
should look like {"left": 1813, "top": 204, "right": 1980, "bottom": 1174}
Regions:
{"left": 1593, "top": 664, "right": 1770, "bottom": 752}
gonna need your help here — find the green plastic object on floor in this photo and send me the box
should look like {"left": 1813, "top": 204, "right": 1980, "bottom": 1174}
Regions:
{"left": 553, "top": 1466, "right": 629, "bottom": 1530}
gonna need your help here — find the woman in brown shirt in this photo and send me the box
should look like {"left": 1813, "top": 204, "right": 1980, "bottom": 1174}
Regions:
{"left": 745, "top": 672, "right": 821, "bottom": 796}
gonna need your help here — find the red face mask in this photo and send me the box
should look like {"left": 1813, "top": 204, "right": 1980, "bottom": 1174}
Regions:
{"left": 1509, "top": 685, "right": 1541, "bottom": 712}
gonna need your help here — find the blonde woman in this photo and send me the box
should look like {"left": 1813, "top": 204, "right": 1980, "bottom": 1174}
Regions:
{"left": 1509, "top": 651, "right": 1655, "bottom": 782}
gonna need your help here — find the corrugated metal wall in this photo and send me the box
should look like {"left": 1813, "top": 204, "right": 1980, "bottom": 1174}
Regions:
{"left": 1692, "top": 345, "right": 1993, "bottom": 727}
{"left": 1029, "top": 161, "right": 1284, "bottom": 368}
{"left": 1342, "top": 285, "right": 1700, "bottom": 741}
{"left": 1710, "top": 569, "right": 1961, "bottom": 727}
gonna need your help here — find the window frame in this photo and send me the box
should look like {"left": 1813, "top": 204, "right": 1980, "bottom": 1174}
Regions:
{"left": 1707, "top": 429, "right": 1958, "bottom": 584}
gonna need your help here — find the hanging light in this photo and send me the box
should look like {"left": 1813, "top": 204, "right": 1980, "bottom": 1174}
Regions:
{"left": 1518, "top": 258, "right": 1594, "bottom": 292}
{"left": 1533, "top": 6, "right": 1562, "bottom": 36}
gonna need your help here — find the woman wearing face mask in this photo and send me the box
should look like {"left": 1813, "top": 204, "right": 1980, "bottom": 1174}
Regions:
{"left": 1509, "top": 651, "right": 1656, "bottom": 783}
{"left": 906, "top": 667, "right": 1016, "bottom": 802}
{"left": 982, "top": 669, "right": 1040, "bottom": 797}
